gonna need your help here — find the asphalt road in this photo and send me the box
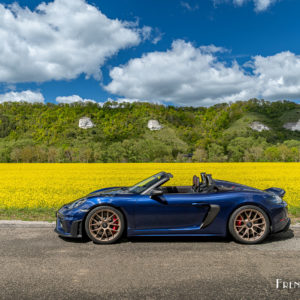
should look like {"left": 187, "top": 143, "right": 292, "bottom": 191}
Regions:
{"left": 0, "top": 224, "right": 299, "bottom": 300}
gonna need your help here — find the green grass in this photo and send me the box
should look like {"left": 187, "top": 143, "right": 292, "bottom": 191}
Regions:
{"left": 289, "top": 206, "right": 300, "bottom": 224}
{"left": 279, "top": 109, "right": 300, "bottom": 124}
{"left": 0, "top": 208, "right": 56, "bottom": 222}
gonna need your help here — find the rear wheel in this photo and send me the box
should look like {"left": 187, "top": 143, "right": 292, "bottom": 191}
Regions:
{"left": 85, "top": 206, "right": 125, "bottom": 244}
{"left": 229, "top": 205, "right": 270, "bottom": 244}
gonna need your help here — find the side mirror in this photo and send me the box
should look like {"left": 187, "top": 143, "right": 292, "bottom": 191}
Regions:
{"left": 150, "top": 189, "right": 163, "bottom": 197}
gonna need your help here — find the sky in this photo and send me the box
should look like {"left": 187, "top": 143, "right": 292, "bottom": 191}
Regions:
{"left": 0, "top": 0, "right": 300, "bottom": 107}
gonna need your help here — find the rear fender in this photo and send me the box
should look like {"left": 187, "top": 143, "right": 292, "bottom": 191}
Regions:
{"left": 264, "top": 187, "right": 285, "bottom": 198}
{"left": 227, "top": 201, "right": 272, "bottom": 233}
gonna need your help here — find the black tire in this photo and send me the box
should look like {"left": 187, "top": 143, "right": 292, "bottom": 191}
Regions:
{"left": 228, "top": 205, "right": 270, "bottom": 244}
{"left": 85, "top": 206, "right": 125, "bottom": 244}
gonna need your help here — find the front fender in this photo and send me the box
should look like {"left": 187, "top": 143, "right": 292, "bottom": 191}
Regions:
{"left": 82, "top": 196, "right": 135, "bottom": 231}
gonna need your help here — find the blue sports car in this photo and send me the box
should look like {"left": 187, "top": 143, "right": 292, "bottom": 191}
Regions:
{"left": 55, "top": 171, "right": 290, "bottom": 244}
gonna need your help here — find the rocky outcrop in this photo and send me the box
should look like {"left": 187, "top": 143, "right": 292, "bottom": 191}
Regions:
{"left": 283, "top": 120, "right": 300, "bottom": 131}
{"left": 147, "top": 120, "right": 162, "bottom": 131}
{"left": 79, "top": 117, "right": 94, "bottom": 129}
{"left": 249, "top": 121, "right": 270, "bottom": 132}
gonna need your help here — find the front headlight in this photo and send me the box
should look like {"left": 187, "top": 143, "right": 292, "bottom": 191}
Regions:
{"left": 269, "top": 194, "right": 283, "bottom": 204}
{"left": 69, "top": 197, "right": 87, "bottom": 209}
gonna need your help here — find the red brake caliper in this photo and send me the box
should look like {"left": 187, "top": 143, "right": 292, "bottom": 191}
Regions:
{"left": 112, "top": 216, "right": 118, "bottom": 232}
{"left": 236, "top": 216, "right": 242, "bottom": 226}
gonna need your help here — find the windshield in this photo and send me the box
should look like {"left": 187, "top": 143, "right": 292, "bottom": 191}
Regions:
{"left": 128, "top": 172, "right": 169, "bottom": 194}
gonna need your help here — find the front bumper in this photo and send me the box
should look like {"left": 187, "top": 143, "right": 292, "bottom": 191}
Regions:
{"left": 55, "top": 212, "right": 83, "bottom": 238}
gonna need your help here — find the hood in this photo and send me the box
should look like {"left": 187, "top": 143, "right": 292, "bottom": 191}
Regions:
{"left": 88, "top": 187, "right": 132, "bottom": 197}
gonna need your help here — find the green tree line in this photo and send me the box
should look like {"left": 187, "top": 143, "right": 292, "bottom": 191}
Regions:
{"left": 0, "top": 99, "right": 299, "bottom": 162}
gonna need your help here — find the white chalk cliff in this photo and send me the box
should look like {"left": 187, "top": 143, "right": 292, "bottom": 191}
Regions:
{"left": 147, "top": 120, "right": 162, "bottom": 131}
{"left": 283, "top": 119, "right": 300, "bottom": 131}
{"left": 79, "top": 117, "right": 94, "bottom": 129}
{"left": 249, "top": 121, "right": 270, "bottom": 132}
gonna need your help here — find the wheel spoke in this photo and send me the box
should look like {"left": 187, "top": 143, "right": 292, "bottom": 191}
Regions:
{"left": 238, "top": 226, "right": 246, "bottom": 233}
{"left": 109, "top": 219, "right": 119, "bottom": 225}
{"left": 253, "top": 223, "right": 265, "bottom": 228}
{"left": 102, "top": 230, "right": 108, "bottom": 239}
{"left": 91, "top": 228, "right": 98, "bottom": 232}
{"left": 252, "top": 217, "right": 263, "bottom": 222}
{"left": 252, "top": 212, "right": 257, "bottom": 220}
{"left": 242, "top": 229, "right": 248, "bottom": 238}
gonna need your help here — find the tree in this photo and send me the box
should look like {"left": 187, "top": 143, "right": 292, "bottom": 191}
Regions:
{"left": 192, "top": 148, "right": 208, "bottom": 162}
{"left": 20, "top": 146, "right": 37, "bottom": 163}
{"left": 79, "top": 147, "right": 94, "bottom": 163}
{"left": 207, "top": 144, "right": 227, "bottom": 162}
{"left": 264, "top": 146, "right": 281, "bottom": 161}
{"left": 227, "top": 137, "right": 268, "bottom": 162}
{"left": 10, "top": 148, "right": 22, "bottom": 162}
{"left": 244, "top": 146, "right": 264, "bottom": 162}
{"left": 48, "top": 147, "right": 58, "bottom": 163}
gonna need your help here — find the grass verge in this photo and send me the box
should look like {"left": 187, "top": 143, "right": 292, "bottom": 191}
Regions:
{"left": 289, "top": 206, "right": 300, "bottom": 224}
{"left": 0, "top": 208, "right": 56, "bottom": 222}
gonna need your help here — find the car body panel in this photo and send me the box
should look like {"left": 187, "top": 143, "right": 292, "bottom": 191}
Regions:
{"left": 55, "top": 172, "right": 290, "bottom": 240}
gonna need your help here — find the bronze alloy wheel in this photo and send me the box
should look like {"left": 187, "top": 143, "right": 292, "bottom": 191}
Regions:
{"left": 234, "top": 209, "right": 266, "bottom": 242}
{"left": 85, "top": 206, "right": 124, "bottom": 244}
{"left": 229, "top": 205, "right": 270, "bottom": 244}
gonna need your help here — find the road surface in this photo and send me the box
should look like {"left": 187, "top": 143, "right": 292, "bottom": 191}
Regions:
{"left": 0, "top": 223, "right": 299, "bottom": 299}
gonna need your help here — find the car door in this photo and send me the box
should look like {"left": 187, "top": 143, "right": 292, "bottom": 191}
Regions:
{"left": 134, "top": 193, "right": 210, "bottom": 233}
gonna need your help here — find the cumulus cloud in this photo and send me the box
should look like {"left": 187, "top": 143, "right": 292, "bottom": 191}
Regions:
{"left": 55, "top": 95, "right": 97, "bottom": 104}
{"left": 214, "top": 0, "right": 278, "bottom": 11}
{"left": 252, "top": 51, "right": 300, "bottom": 100}
{"left": 0, "top": 90, "right": 44, "bottom": 103}
{"left": 105, "top": 40, "right": 254, "bottom": 106}
{"left": 104, "top": 40, "right": 300, "bottom": 106}
{"left": 0, "top": 0, "right": 143, "bottom": 83}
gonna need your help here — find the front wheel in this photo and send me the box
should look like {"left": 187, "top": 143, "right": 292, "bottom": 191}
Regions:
{"left": 229, "top": 205, "right": 270, "bottom": 244}
{"left": 85, "top": 206, "right": 125, "bottom": 244}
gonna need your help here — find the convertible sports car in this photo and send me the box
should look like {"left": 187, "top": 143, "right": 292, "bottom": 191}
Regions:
{"left": 55, "top": 171, "right": 290, "bottom": 244}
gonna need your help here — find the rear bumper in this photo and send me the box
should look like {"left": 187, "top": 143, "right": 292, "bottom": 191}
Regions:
{"left": 273, "top": 217, "right": 291, "bottom": 234}
{"left": 55, "top": 212, "right": 83, "bottom": 238}
{"left": 270, "top": 204, "right": 291, "bottom": 234}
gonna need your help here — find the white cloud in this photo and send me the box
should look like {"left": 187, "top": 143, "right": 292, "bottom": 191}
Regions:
{"left": 105, "top": 40, "right": 254, "bottom": 106}
{"left": 181, "top": 1, "right": 199, "bottom": 11}
{"left": 252, "top": 51, "right": 300, "bottom": 100}
{"left": 151, "top": 29, "right": 163, "bottom": 45}
{"left": 105, "top": 40, "right": 300, "bottom": 106}
{"left": 0, "top": 90, "right": 44, "bottom": 103}
{"left": 253, "top": 0, "right": 277, "bottom": 11}
{"left": 199, "top": 45, "right": 228, "bottom": 53}
{"left": 214, "top": 0, "right": 278, "bottom": 11}
{"left": 55, "top": 95, "right": 98, "bottom": 104}
{"left": 107, "top": 97, "right": 137, "bottom": 103}
{"left": 0, "top": 0, "right": 143, "bottom": 83}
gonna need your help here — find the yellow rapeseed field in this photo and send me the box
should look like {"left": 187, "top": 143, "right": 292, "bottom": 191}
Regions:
{"left": 0, "top": 163, "right": 299, "bottom": 210}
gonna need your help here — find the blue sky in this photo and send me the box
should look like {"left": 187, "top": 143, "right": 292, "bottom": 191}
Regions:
{"left": 0, "top": 0, "right": 299, "bottom": 106}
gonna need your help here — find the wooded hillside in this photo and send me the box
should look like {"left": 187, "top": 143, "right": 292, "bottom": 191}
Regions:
{"left": 0, "top": 99, "right": 299, "bottom": 162}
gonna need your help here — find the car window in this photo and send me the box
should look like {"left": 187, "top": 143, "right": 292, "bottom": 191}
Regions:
{"left": 128, "top": 173, "right": 165, "bottom": 194}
